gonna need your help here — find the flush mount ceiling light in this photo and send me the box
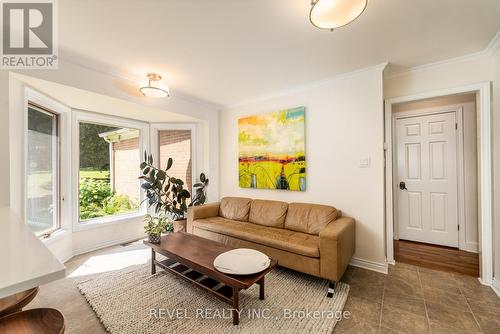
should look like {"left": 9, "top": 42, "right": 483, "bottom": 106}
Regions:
{"left": 140, "top": 73, "right": 170, "bottom": 98}
{"left": 309, "top": 0, "right": 367, "bottom": 31}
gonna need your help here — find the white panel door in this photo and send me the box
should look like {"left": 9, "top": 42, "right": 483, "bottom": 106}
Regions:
{"left": 396, "top": 112, "right": 458, "bottom": 247}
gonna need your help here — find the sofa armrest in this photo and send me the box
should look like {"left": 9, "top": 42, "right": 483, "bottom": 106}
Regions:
{"left": 319, "top": 217, "right": 355, "bottom": 281}
{"left": 187, "top": 202, "right": 220, "bottom": 233}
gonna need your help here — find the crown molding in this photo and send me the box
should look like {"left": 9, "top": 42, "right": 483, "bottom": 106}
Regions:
{"left": 385, "top": 29, "right": 500, "bottom": 79}
{"left": 484, "top": 29, "right": 500, "bottom": 55}
{"left": 224, "top": 62, "right": 388, "bottom": 110}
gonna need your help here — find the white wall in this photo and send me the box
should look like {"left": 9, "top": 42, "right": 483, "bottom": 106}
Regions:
{"left": 0, "top": 72, "right": 10, "bottom": 208}
{"left": 384, "top": 55, "right": 491, "bottom": 99}
{"left": 219, "top": 65, "right": 387, "bottom": 266}
{"left": 393, "top": 94, "right": 478, "bottom": 252}
{"left": 1, "top": 61, "right": 220, "bottom": 262}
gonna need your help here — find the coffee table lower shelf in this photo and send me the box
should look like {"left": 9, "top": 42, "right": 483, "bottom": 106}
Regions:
{"left": 152, "top": 254, "right": 265, "bottom": 325}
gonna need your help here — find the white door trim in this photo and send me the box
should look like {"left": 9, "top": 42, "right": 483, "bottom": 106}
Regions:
{"left": 392, "top": 107, "right": 466, "bottom": 250}
{"left": 384, "top": 82, "right": 492, "bottom": 285}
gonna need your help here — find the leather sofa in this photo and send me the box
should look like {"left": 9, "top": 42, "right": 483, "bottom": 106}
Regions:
{"left": 187, "top": 197, "right": 355, "bottom": 290}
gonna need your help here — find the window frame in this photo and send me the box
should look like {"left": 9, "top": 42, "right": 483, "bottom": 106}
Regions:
{"left": 73, "top": 110, "right": 149, "bottom": 231}
{"left": 26, "top": 104, "right": 61, "bottom": 236}
{"left": 24, "top": 87, "right": 72, "bottom": 239}
{"left": 150, "top": 123, "right": 197, "bottom": 195}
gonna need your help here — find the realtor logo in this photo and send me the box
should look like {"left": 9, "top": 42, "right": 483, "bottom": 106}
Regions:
{"left": 1, "top": 0, "right": 58, "bottom": 69}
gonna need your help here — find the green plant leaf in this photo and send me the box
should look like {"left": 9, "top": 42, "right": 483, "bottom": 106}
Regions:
{"left": 166, "top": 157, "right": 173, "bottom": 171}
{"left": 157, "top": 170, "right": 166, "bottom": 180}
{"left": 200, "top": 173, "right": 206, "bottom": 182}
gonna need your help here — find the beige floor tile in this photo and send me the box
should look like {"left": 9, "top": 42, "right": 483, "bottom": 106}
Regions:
{"left": 334, "top": 317, "right": 380, "bottom": 333}
{"left": 349, "top": 267, "right": 386, "bottom": 287}
{"left": 422, "top": 285, "right": 470, "bottom": 312}
{"left": 387, "top": 265, "right": 420, "bottom": 285}
{"left": 383, "top": 294, "right": 426, "bottom": 315}
{"left": 466, "top": 300, "right": 500, "bottom": 333}
{"left": 384, "top": 276, "right": 423, "bottom": 300}
{"left": 348, "top": 281, "right": 385, "bottom": 302}
{"left": 380, "top": 302, "right": 429, "bottom": 333}
{"left": 342, "top": 295, "right": 382, "bottom": 324}
{"left": 426, "top": 301, "right": 481, "bottom": 334}
{"left": 379, "top": 325, "right": 403, "bottom": 333}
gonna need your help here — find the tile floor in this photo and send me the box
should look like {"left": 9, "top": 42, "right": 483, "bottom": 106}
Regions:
{"left": 25, "top": 242, "right": 500, "bottom": 334}
{"left": 336, "top": 263, "right": 500, "bottom": 333}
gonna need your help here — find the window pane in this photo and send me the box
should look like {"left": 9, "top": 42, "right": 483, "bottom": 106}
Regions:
{"left": 27, "top": 106, "right": 59, "bottom": 235}
{"left": 79, "top": 122, "right": 140, "bottom": 221}
{"left": 158, "top": 130, "right": 192, "bottom": 191}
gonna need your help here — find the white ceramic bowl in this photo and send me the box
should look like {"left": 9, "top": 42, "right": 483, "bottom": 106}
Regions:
{"left": 213, "top": 248, "right": 271, "bottom": 275}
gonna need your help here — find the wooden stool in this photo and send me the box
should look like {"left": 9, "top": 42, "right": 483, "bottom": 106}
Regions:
{"left": 0, "top": 287, "right": 39, "bottom": 318}
{"left": 0, "top": 308, "right": 65, "bottom": 334}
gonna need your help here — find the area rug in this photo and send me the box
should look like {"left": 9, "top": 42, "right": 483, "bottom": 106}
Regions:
{"left": 76, "top": 263, "right": 349, "bottom": 334}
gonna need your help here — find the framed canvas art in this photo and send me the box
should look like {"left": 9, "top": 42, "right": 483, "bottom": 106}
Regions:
{"left": 238, "top": 106, "right": 306, "bottom": 191}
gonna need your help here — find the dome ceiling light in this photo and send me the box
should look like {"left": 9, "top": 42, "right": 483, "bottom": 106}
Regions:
{"left": 140, "top": 73, "right": 170, "bottom": 98}
{"left": 309, "top": 0, "right": 367, "bottom": 31}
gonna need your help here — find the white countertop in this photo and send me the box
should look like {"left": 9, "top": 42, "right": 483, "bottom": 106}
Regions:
{"left": 0, "top": 208, "right": 66, "bottom": 298}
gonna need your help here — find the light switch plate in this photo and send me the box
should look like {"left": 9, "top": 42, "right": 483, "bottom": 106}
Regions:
{"left": 359, "top": 157, "right": 371, "bottom": 168}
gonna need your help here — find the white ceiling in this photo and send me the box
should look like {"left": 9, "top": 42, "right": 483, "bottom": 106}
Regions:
{"left": 59, "top": 0, "right": 500, "bottom": 107}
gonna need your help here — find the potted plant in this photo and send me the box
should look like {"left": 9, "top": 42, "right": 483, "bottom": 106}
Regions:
{"left": 143, "top": 214, "right": 173, "bottom": 243}
{"left": 139, "top": 152, "right": 209, "bottom": 233}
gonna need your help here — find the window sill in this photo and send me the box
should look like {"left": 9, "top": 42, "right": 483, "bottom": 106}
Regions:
{"left": 41, "top": 229, "right": 70, "bottom": 245}
{"left": 73, "top": 211, "right": 146, "bottom": 232}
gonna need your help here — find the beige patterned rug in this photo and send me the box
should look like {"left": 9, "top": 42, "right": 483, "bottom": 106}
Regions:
{"left": 76, "top": 263, "right": 349, "bottom": 334}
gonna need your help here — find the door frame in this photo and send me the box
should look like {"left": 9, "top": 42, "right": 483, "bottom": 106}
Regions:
{"left": 392, "top": 107, "right": 464, "bottom": 249}
{"left": 384, "top": 82, "right": 493, "bottom": 285}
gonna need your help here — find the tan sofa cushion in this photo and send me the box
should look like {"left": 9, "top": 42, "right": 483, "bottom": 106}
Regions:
{"left": 219, "top": 197, "right": 252, "bottom": 221}
{"left": 249, "top": 199, "right": 288, "bottom": 228}
{"left": 193, "top": 217, "right": 320, "bottom": 258}
{"left": 285, "top": 202, "right": 339, "bottom": 235}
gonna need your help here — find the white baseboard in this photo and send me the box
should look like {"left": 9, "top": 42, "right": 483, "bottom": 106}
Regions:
{"left": 492, "top": 278, "right": 500, "bottom": 298}
{"left": 350, "top": 257, "right": 388, "bottom": 274}
{"left": 59, "top": 252, "right": 74, "bottom": 265}
{"left": 64, "top": 235, "right": 146, "bottom": 264}
{"left": 460, "top": 241, "right": 479, "bottom": 253}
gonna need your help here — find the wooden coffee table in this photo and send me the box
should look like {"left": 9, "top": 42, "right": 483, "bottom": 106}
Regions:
{"left": 144, "top": 232, "right": 277, "bottom": 325}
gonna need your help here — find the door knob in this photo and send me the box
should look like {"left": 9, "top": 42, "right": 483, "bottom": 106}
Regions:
{"left": 399, "top": 181, "right": 407, "bottom": 190}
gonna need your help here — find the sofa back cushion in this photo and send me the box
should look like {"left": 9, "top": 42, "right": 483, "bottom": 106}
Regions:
{"left": 285, "top": 203, "right": 339, "bottom": 235}
{"left": 219, "top": 197, "right": 252, "bottom": 221}
{"left": 249, "top": 199, "right": 288, "bottom": 228}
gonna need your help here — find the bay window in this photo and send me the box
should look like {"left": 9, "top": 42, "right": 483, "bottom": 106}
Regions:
{"left": 75, "top": 112, "right": 148, "bottom": 225}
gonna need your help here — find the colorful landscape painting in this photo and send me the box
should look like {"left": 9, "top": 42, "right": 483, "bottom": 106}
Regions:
{"left": 238, "top": 106, "right": 306, "bottom": 191}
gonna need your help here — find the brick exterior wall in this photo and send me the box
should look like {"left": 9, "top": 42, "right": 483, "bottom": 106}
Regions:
{"left": 158, "top": 130, "right": 192, "bottom": 192}
{"left": 112, "top": 137, "right": 140, "bottom": 202}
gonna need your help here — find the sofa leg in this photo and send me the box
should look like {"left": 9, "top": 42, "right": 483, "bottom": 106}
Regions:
{"left": 326, "top": 280, "right": 336, "bottom": 298}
